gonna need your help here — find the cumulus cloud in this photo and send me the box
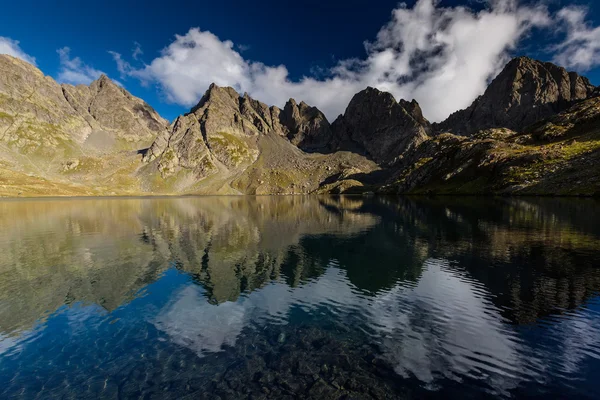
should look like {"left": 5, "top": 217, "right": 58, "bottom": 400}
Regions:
{"left": 553, "top": 6, "right": 600, "bottom": 71}
{"left": 124, "top": 29, "right": 254, "bottom": 104}
{"left": 110, "top": 0, "right": 593, "bottom": 122}
{"left": 57, "top": 47, "right": 107, "bottom": 85}
{"left": 0, "top": 37, "right": 36, "bottom": 65}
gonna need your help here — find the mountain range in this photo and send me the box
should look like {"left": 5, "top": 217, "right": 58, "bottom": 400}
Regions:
{"left": 0, "top": 53, "right": 598, "bottom": 196}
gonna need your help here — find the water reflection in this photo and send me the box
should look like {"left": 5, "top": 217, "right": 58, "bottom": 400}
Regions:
{"left": 0, "top": 196, "right": 598, "bottom": 398}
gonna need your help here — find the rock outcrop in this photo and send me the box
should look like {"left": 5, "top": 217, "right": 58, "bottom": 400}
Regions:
{"left": 277, "top": 99, "right": 332, "bottom": 151}
{"left": 330, "top": 87, "right": 429, "bottom": 165}
{"left": 436, "top": 56, "right": 596, "bottom": 135}
{"left": 0, "top": 55, "right": 93, "bottom": 151}
{"left": 143, "top": 84, "right": 276, "bottom": 180}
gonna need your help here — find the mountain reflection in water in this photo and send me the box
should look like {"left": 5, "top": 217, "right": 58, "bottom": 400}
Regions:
{"left": 0, "top": 196, "right": 598, "bottom": 399}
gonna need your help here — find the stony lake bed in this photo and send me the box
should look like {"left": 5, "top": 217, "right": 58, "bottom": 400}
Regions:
{"left": 0, "top": 195, "right": 598, "bottom": 399}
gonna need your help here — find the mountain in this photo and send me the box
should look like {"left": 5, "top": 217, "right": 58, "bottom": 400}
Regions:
{"left": 0, "top": 53, "right": 598, "bottom": 197}
{"left": 381, "top": 56, "right": 600, "bottom": 196}
{"left": 61, "top": 74, "right": 168, "bottom": 145}
{"left": 436, "top": 57, "right": 596, "bottom": 135}
{"left": 140, "top": 83, "right": 377, "bottom": 194}
{"left": 0, "top": 54, "right": 168, "bottom": 195}
{"left": 385, "top": 93, "right": 600, "bottom": 195}
{"left": 330, "top": 87, "right": 430, "bottom": 164}
{"left": 0, "top": 55, "right": 167, "bottom": 155}
{"left": 278, "top": 98, "right": 333, "bottom": 151}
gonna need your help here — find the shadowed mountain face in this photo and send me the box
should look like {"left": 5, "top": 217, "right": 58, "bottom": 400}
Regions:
{"left": 0, "top": 196, "right": 599, "bottom": 399}
{"left": 330, "top": 87, "right": 430, "bottom": 165}
{"left": 435, "top": 57, "right": 596, "bottom": 136}
{"left": 0, "top": 54, "right": 598, "bottom": 196}
{"left": 387, "top": 94, "right": 600, "bottom": 196}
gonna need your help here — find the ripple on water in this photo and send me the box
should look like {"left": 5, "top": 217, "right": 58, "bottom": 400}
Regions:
{"left": 0, "top": 197, "right": 599, "bottom": 399}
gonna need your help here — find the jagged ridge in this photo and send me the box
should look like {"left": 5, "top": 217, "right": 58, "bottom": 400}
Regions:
{"left": 0, "top": 53, "right": 598, "bottom": 196}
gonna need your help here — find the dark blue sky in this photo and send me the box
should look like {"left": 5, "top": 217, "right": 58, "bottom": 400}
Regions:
{"left": 1, "top": 0, "right": 599, "bottom": 121}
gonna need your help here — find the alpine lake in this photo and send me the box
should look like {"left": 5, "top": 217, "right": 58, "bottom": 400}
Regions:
{"left": 0, "top": 196, "right": 599, "bottom": 399}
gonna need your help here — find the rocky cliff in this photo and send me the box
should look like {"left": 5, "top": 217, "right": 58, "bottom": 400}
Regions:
{"left": 61, "top": 74, "right": 168, "bottom": 145}
{"left": 277, "top": 99, "right": 332, "bottom": 151}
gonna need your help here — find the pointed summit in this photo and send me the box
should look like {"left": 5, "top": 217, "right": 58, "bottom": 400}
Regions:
{"left": 330, "top": 87, "right": 429, "bottom": 164}
{"left": 61, "top": 71, "right": 167, "bottom": 143}
{"left": 436, "top": 56, "right": 596, "bottom": 135}
{"left": 279, "top": 98, "right": 332, "bottom": 151}
{"left": 96, "top": 73, "right": 111, "bottom": 83}
{"left": 190, "top": 82, "right": 240, "bottom": 113}
{"left": 89, "top": 74, "right": 118, "bottom": 91}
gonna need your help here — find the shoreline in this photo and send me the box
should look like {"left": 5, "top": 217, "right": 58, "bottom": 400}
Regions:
{"left": 1, "top": 192, "right": 599, "bottom": 201}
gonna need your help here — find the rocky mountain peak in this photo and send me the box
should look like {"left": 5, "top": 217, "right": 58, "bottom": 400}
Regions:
{"left": 142, "top": 83, "right": 356, "bottom": 194}
{"left": 93, "top": 74, "right": 112, "bottom": 87}
{"left": 279, "top": 98, "right": 332, "bottom": 151}
{"left": 398, "top": 98, "right": 430, "bottom": 132}
{"left": 0, "top": 54, "right": 167, "bottom": 161}
{"left": 3, "top": 53, "right": 600, "bottom": 197}
{"left": 436, "top": 56, "right": 596, "bottom": 135}
{"left": 144, "top": 81, "right": 338, "bottom": 180}
{"left": 330, "top": 87, "right": 429, "bottom": 164}
{"left": 190, "top": 83, "right": 240, "bottom": 114}
{"left": 61, "top": 73, "right": 168, "bottom": 144}
{"left": 87, "top": 75, "right": 120, "bottom": 96}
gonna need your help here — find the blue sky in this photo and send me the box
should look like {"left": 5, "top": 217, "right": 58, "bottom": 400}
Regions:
{"left": 1, "top": 0, "right": 599, "bottom": 122}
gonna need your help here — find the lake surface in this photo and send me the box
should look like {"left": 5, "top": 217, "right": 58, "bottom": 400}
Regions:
{"left": 0, "top": 196, "right": 599, "bottom": 399}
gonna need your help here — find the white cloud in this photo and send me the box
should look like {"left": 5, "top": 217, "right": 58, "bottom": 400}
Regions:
{"left": 553, "top": 6, "right": 600, "bottom": 71}
{"left": 125, "top": 29, "right": 253, "bottom": 105}
{"left": 0, "top": 37, "right": 36, "bottom": 65}
{"left": 132, "top": 41, "right": 143, "bottom": 60}
{"left": 108, "top": 50, "right": 130, "bottom": 78}
{"left": 57, "top": 47, "right": 105, "bottom": 85}
{"left": 110, "top": 0, "right": 596, "bottom": 122}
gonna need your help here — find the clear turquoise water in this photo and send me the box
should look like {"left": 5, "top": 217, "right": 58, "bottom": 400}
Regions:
{"left": 0, "top": 196, "right": 599, "bottom": 399}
